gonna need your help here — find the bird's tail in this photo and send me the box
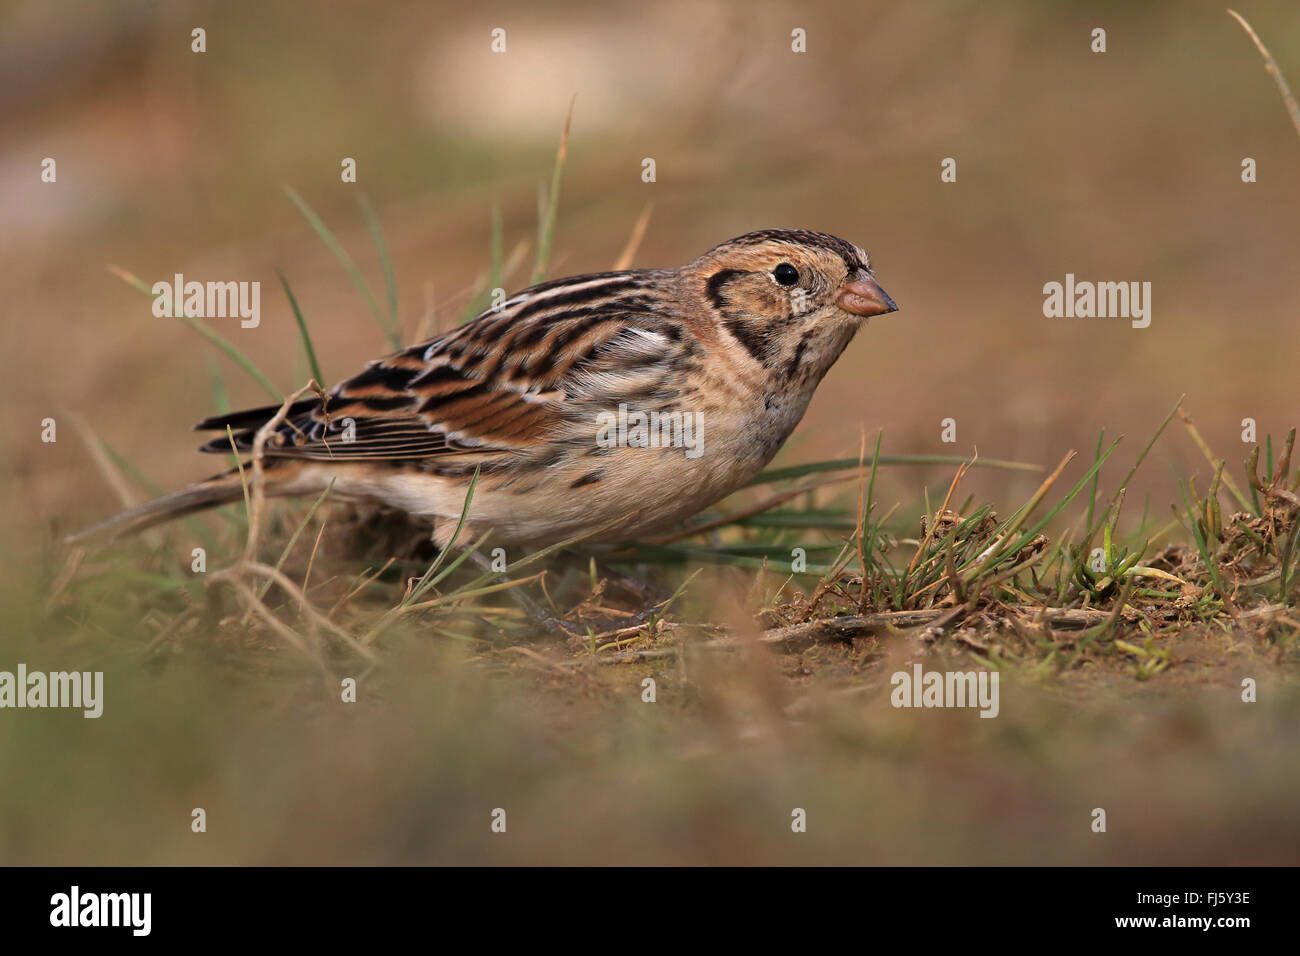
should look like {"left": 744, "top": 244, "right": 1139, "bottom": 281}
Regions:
{"left": 66, "top": 471, "right": 252, "bottom": 544}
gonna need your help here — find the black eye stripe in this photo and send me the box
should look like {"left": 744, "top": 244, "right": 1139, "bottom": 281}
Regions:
{"left": 705, "top": 268, "right": 745, "bottom": 308}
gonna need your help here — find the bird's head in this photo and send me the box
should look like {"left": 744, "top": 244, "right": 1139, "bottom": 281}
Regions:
{"left": 687, "top": 229, "right": 898, "bottom": 377}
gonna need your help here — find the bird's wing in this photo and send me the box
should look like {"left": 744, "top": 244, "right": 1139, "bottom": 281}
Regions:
{"left": 194, "top": 269, "right": 690, "bottom": 468}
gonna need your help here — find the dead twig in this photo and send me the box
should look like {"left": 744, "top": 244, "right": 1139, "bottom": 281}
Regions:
{"left": 1229, "top": 10, "right": 1300, "bottom": 141}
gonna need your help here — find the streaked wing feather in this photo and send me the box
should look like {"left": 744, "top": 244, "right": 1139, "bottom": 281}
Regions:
{"left": 198, "top": 269, "right": 685, "bottom": 463}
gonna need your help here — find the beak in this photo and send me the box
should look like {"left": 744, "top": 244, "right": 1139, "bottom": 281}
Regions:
{"left": 836, "top": 273, "right": 898, "bottom": 317}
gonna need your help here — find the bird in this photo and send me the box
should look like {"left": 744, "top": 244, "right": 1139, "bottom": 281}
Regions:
{"left": 71, "top": 229, "right": 898, "bottom": 550}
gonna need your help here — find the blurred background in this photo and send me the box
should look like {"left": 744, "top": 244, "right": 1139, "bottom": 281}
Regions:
{"left": 5, "top": 0, "right": 1300, "bottom": 538}
{"left": 2, "top": 0, "right": 1299, "bottom": 865}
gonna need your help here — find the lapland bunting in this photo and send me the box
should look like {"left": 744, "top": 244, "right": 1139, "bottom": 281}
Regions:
{"left": 74, "top": 229, "right": 898, "bottom": 547}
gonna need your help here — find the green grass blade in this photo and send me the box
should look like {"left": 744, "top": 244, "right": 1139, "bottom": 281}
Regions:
{"left": 254, "top": 478, "right": 335, "bottom": 602}
{"left": 748, "top": 454, "right": 1042, "bottom": 487}
{"left": 276, "top": 268, "right": 324, "bottom": 385}
{"left": 732, "top": 512, "right": 861, "bottom": 530}
{"left": 624, "top": 545, "right": 836, "bottom": 575}
{"left": 1085, "top": 428, "right": 1104, "bottom": 534}
{"left": 490, "top": 200, "right": 504, "bottom": 292}
{"left": 108, "top": 265, "right": 281, "bottom": 401}
{"left": 284, "top": 185, "right": 400, "bottom": 351}
{"left": 407, "top": 467, "right": 481, "bottom": 605}
{"left": 176, "top": 311, "right": 282, "bottom": 400}
{"left": 461, "top": 202, "right": 510, "bottom": 325}
{"left": 204, "top": 355, "right": 231, "bottom": 415}
{"left": 1119, "top": 395, "right": 1183, "bottom": 494}
{"left": 97, "top": 435, "right": 165, "bottom": 498}
{"left": 531, "top": 99, "right": 573, "bottom": 284}
{"left": 967, "top": 440, "right": 1122, "bottom": 582}
{"left": 358, "top": 193, "right": 400, "bottom": 342}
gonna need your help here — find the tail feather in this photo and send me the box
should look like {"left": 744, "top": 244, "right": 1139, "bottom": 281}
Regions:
{"left": 65, "top": 473, "right": 249, "bottom": 544}
{"left": 193, "top": 399, "right": 318, "bottom": 432}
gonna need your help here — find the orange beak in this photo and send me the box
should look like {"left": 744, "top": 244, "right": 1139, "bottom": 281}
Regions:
{"left": 836, "top": 273, "right": 898, "bottom": 317}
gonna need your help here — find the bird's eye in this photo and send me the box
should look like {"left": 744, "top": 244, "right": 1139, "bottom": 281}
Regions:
{"left": 773, "top": 263, "right": 799, "bottom": 286}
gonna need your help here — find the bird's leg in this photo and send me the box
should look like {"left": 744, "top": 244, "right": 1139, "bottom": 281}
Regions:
{"left": 469, "top": 550, "right": 571, "bottom": 638}
{"left": 588, "top": 559, "right": 671, "bottom": 625}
